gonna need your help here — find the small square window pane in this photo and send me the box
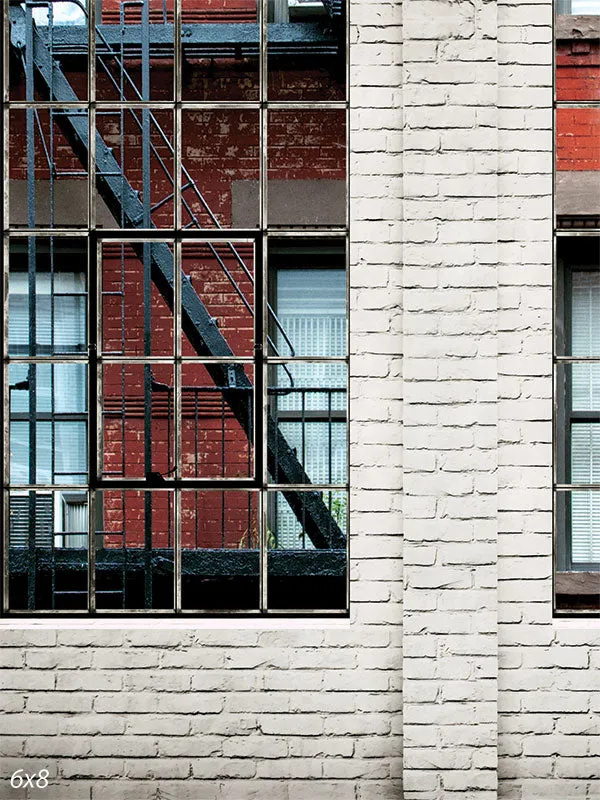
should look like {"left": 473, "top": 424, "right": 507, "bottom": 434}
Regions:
{"left": 181, "top": 241, "right": 255, "bottom": 358}
{"left": 181, "top": 363, "right": 254, "bottom": 479}
{"left": 266, "top": 490, "right": 347, "bottom": 611}
{"left": 9, "top": 364, "right": 88, "bottom": 486}
{"left": 96, "top": 0, "right": 174, "bottom": 101}
{"left": 267, "top": 110, "right": 346, "bottom": 228}
{"left": 96, "top": 110, "right": 175, "bottom": 229}
{"left": 8, "top": 490, "right": 89, "bottom": 612}
{"left": 268, "top": 362, "right": 347, "bottom": 485}
{"left": 101, "top": 241, "right": 174, "bottom": 357}
{"left": 95, "top": 491, "right": 174, "bottom": 610}
{"left": 10, "top": 3, "right": 88, "bottom": 101}
{"left": 9, "top": 238, "right": 87, "bottom": 357}
{"left": 181, "top": 0, "right": 259, "bottom": 101}
{"left": 267, "top": 1, "right": 346, "bottom": 101}
{"left": 181, "top": 491, "right": 259, "bottom": 610}
{"left": 101, "top": 363, "right": 174, "bottom": 480}
{"left": 268, "top": 238, "right": 346, "bottom": 358}
{"left": 9, "top": 110, "right": 89, "bottom": 229}
{"left": 181, "top": 111, "right": 260, "bottom": 230}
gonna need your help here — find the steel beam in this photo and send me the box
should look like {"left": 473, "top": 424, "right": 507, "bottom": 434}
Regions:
{"left": 32, "top": 22, "right": 341, "bottom": 59}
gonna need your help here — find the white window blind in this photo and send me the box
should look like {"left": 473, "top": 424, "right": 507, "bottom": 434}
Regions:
{"left": 570, "top": 270, "right": 600, "bottom": 563}
{"left": 61, "top": 495, "right": 88, "bottom": 549}
{"left": 9, "top": 280, "right": 87, "bottom": 486}
{"left": 8, "top": 271, "right": 86, "bottom": 354}
{"left": 9, "top": 494, "right": 53, "bottom": 548}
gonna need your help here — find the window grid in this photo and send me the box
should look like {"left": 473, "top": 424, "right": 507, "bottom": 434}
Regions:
{"left": 553, "top": 0, "right": 600, "bottom": 613}
{"left": 2, "top": 0, "right": 349, "bottom": 615}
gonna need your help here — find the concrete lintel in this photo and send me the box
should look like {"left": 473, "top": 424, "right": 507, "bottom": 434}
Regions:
{"left": 556, "top": 14, "right": 600, "bottom": 40}
{"left": 556, "top": 171, "right": 600, "bottom": 217}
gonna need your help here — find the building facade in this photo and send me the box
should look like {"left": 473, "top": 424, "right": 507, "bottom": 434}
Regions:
{"left": 1, "top": 0, "right": 600, "bottom": 798}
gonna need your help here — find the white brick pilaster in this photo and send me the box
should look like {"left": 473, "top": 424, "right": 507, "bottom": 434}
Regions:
{"left": 402, "top": 2, "right": 499, "bottom": 797}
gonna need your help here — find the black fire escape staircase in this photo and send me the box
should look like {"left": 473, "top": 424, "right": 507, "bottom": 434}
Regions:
{"left": 9, "top": 3, "right": 346, "bottom": 553}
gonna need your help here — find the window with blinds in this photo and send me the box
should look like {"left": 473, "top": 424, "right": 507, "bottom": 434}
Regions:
{"left": 9, "top": 494, "right": 53, "bottom": 548}
{"left": 8, "top": 272, "right": 87, "bottom": 355}
{"left": 8, "top": 271, "right": 88, "bottom": 552}
{"left": 570, "top": 270, "right": 600, "bottom": 564}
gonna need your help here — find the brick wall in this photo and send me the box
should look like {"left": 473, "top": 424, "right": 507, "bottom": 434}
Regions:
{"left": 402, "top": 0, "right": 499, "bottom": 795}
{"left": 556, "top": 107, "right": 600, "bottom": 171}
{"left": 556, "top": 39, "right": 600, "bottom": 101}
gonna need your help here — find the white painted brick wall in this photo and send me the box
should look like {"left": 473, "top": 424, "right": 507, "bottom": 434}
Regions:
{"left": 0, "top": 1, "right": 404, "bottom": 798}
{"left": 402, "top": 0, "right": 498, "bottom": 797}
{"left": 497, "top": 2, "right": 600, "bottom": 797}
{"left": 2, "top": 1, "right": 600, "bottom": 798}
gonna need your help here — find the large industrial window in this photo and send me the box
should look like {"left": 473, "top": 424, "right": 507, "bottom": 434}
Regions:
{"left": 554, "top": 0, "right": 600, "bottom": 614}
{"left": 2, "top": 0, "right": 348, "bottom": 615}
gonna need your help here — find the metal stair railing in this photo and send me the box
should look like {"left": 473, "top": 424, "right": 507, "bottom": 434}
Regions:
{"left": 10, "top": 1, "right": 346, "bottom": 550}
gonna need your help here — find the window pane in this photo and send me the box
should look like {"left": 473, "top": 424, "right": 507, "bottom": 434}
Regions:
{"left": 268, "top": 362, "right": 347, "bottom": 485}
{"left": 275, "top": 269, "right": 345, "bottom": 357}
{"left": 95, "top": 491, "right": 174, "bottom": 610}
{"left": 9, "top": 364, "right": 88, "bottom": 486}
{"left": 267, "top": 110, "right": 346, "bottom": 227}
{"left": 101, "top": 241, "right": 175, "bottom": 357}
{"left": 571, "top": 488, "right": 600, "bottom": 563}
{"left": 556, "top": 238, "right": 600, "bottom": 356}
{"left": 101, "top": 363, "right": 174, "bottom": 480}
{"left": 556, "top": 29, "right": 600, "bottom": 102}
{"left": 181, "top": 241, "right": 255, "bottom": 357}
{"left": 571, "top": 363, "right": 600, "bottom": 410}
{"left": 557, "top": 0, "right": 600, "bottom": 12}
{"left": 96, "top": 0, "right": 174, "bottom": 101}
{"left": 181, "top": 364, "right": 254, "bottom": 479}
{"left": 181, "top": 491, "right": 259, "bottom": 610}
{"left": 181, "top": 0, "right": 259, "bottom": 101}
{"left": 9, "top": 1, "right": 88, "bottom": 101}
{"left": 268, "top": 238, "right": 346, "bottom": 357}
{"left": 571, "top": 269, "right": 600, "bottom": 357}
{"left": 8, "top": 239, "right": 87, "bottom": 356}
{"left": 182, "top": 111, "right": 260, "bottom": 230}
{"left": 267, "top": 1, "right": 346, "bottom": 101}
{"left": 8, "top": 490, "right": 89, "bottom": 612}
{"left": 9, "top": 110, "right": 89, "bottom": 229}
{"left": 96, "top": 110, "right": 175, "bottom": 229}
{"left": 556, "top": 108, "right": 600, "bottom": 172}
{"left": 267, "top": 489, "right": 347, "bottom": 610}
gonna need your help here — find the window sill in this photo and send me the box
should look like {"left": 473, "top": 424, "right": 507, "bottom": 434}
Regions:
{"left": 0, "top": 616, "right": 350, "bottom": 630}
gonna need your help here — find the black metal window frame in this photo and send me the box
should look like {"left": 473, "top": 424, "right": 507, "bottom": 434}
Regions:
{"left": 1, "top": 0, "right": 349, "bottom": 616}
{"left": 553, "top": 1, "right": 600, "bottom": 615}
{"left": 555, "top": 237, "right": 600, "bottom": 572}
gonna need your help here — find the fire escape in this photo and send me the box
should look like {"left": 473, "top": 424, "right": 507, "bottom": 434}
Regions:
{"left": 7, "top": 0, "right": 346, "bottom": 609}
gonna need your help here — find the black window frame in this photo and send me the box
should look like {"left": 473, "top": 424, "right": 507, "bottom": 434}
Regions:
{"left": 1, "top": 0, "right": 349, "bottom": 616}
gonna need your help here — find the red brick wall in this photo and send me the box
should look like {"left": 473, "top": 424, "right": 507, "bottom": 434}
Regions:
{"left": 556, "top": 40, "right": 600, "bottom": 102}
{"left": 556, "top": 107, "right": 600, "bottom": 171}
{"left": 556, "top": 39, "right": 600, "bottom": 171}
